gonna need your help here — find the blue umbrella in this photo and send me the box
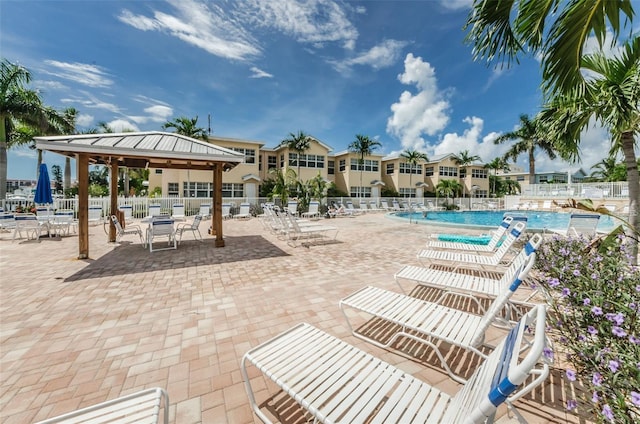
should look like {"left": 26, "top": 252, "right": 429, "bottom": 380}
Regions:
{"left": 34, "top": 163, "right": 53, "bottom": 205}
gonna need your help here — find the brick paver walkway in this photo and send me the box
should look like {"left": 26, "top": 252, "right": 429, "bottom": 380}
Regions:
{"left": 1, "top": 213, "right": 584, "bottom": 423}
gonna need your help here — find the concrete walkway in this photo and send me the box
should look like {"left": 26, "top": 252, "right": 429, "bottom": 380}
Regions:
{"left": 1, "top": 213, "right": 585, "bottom": 423}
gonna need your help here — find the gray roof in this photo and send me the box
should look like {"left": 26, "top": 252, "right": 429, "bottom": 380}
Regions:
{"left": 34, "top": 131, "right": 244, "bottom": 171}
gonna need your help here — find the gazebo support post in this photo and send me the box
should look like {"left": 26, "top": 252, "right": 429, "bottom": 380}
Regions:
{"left": 213, "top": 164, "right": 224, "bottom": 247}
{"left": 77, "top": 153, "right": 89, "bottom": 259}
{"left": 109, "top": 160, "right": 118, "bottom": 242}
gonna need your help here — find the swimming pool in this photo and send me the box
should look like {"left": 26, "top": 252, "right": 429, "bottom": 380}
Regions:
{"left": 390, "top": 210, "right": 618, "bottom": 232}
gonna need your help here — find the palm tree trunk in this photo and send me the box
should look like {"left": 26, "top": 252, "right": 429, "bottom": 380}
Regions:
{"left": 621, "top": 132, "right": 639, "bottom": 265}
{"left": 64, "top": 157, "right": 71, "bottom": 192}
{"left": 528, "top": 148, "right": 536, "bottom": 185}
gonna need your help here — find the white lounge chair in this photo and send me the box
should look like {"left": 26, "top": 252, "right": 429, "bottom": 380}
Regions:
{"left": 148, "top": 204, "right": 161, "bottom": 218}
{"left": 110, "top": 214, "right": 144, "bottom": 244}
{"left": 35, "top": 387, "right": 169, "bottom": 424}
{"left": 301, "top": 200, "right": 320, "bottom": 218}
{"left": 286, "top": 200, "right": 298, "bottom": 216}
{"left": 0, "top": 212, "right": 16, "bottom": 234}
{"left": 234, "top": 202, "right": 252, "bottom": 219}
{"left": 147, "top": 218, "right": 176, "bottom": 252}
{"left": 547, "top": 213, "right": 600, "bottom": 237}
{"left": 341, "top": 252, "right": 539, "bottom": 383}
{"left": 284, "top": 212, "right": 338, "bottom": 246}
{"left": 198, "top": 203, "right": 211, "bottom": 218}
{"left": 397, "top": 234, "right": 543, "bottom": 308}
{"left": 88, "top": 205, "right": 103, "bottom": 225}
{"left": 175, "top": 215, "right": 204, "bottom": 244}
{"left": 242, "top": 304, "right": 548, "bottom": 424}
{"left": 379, "top": 199, "right": 393, "bottom": 211}
{"left": 171, "top": 203, "right": 185, "bottom": 220}
{"left": 51, "top": 210, "right": 76, "bottom": 236}
{"left": 417, "top": 221, "right": 527, "bottom": 271}
{"left": 13, "top": 213, "right": 42, "bottom": 241}
{"left": 359, "top": 201, "right": 369, "bottom": 213}
{"left": 221, "top": 203, "right": 232, "bottom": 220}
{"left": 368, "top": 200, "right": 384, "bottom": 212}
{"left": 426, "top": 216, "right": 513, "bottom": 252}
{"left": 345, "top": 201, "right": 362, "bottom": 215}
{"left": 118, "top": 204, "right": 133, "bottom": 220}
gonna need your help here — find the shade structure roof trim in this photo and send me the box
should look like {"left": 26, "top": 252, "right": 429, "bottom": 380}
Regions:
{"left": 34, "top": 131, "right": 245, "bottom": 169}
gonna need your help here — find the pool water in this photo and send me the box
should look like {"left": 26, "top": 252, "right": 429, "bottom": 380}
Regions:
{"left": 392, "top": 210, "right": 619, "bottom": 232}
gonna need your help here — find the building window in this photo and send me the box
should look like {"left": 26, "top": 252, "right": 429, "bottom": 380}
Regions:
{"left": 183, "top": 182, "right": 213, "bottom": 198}
{"left": 328, "top": 160, "right": 335, "bottom": 175}
{"left": 288, "top": 153, "right": 324, "bottom": 168}
{"left": 268, "top": 155, "right": 277, "bottom": 170}
{"left": 386, "top": 163, "right": 395, "bottom": 175}
{"left": 350, "top": 187, "right": 372, "bottom": 197}
{"left": 155, "top": 169, "right": 163, "bottom": 174}
{"left": 258, "top": 155, "right": 262, "bottom": 171}
{"left": 474, "top": 190, "right": 488, "bottom": 198}
{"left": 471, "top": 168, "right": 488, "bottom": 179}
{"left": 539, "top": 176, "right": 548, "bottom": 182}
{"left": 231, "top": 147, "right": 256, "bottom": 164}
{"left": 222, "top": 183, "right": 244, "bottom": 198}
{"left": 399, "top": 188, "right": 416, "bottom": 198}
{"left": 425, "top": 166, "right": 434, "bottom": 176}
{"left": 350, "top": 158, "right": 379, "bottom": 172}
{"left": 516, "top": 176, "right": 526, "bottom": 182}
{"left": 280, "top": 154, "right": 285, "bottom": 168}
{"left": 459, "top": 168, "right": 466, "bottom": 178}
{"left": 439, "top": 166, "right": 458, "bottom": 177}
{"left": 399, "top": 163, "right": 422, "bottom": 174}
{"left": 167, "top": 182, "right": 179, "bottom": 197}
{"left": 339, "top": 159, "right": 346, "bottom": 172}
{"left": 288, "top": 153, "right": 298, "bottom": 167}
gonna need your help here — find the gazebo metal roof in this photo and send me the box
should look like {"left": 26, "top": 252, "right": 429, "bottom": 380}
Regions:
{"left": 34, "top": 131, "right": 244, "bottom": 171}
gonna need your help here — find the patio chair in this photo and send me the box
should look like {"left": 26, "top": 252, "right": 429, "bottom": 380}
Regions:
{"left": 340, "top": 252, "right": 540, "bottom": 383}
{"left": 175, "top": 215, "right": 203, "bottom": 244}
{"left": 118, "top": 204, "right": 133, "bottom": 220}
{"left": 171, "top": 203, "right": 185, "bottom": 220}
{"left": 418, "top": 221, "right": 527, "bottom": 271}
{"left": 359, "top": 200, "right": 369, "bottom": 213}
{"left": 148, "top": 204, "right": 161, "bottom": 218}
{"left": 0, "top": 212, "right": 16, "bottom": 233}
{"left": 147, "top": 219, "right": 176, "bottom": 252}
{"left": 50, "top": 210, "right": 76, "bottom": 236}
{"left": 392, "top": 199, "right": 402, "bottom": 210}
{"left": 233, "top": 202, "right": 252, "bottom": 219}
{"left": 221, "top": 203, "right": 232, "bottom": 220}
{"left": 368, "top": 200, "right": 384, "bottom": 212}
{"left": 12, "top": 213, "right": 42, "bottom": 241}
{"left": 286, "top": 200, "right": 298, "bottom": 216}
{"left": 35, "top": 387, "right": 169, "bottom": 424}
{"left": 284, "top": 212, "right": 338, "bottom": 246}
{"left": 345, "top": 201, "right": 362, "bottom": 215}
{"left": 242, "top": 304, "right": 548, "bottom": 424}
{"left": 301, "top": 200, "right": 320, "bottom": 218}
{"left": 398, "top": 234, "right": 543, "bottom": 309}
{"left": 88, "top": 205, "right": 103, "bottom": 225}
{"left": 110, "top": 215, "right": 144, "bottom": 244}
{"left": 379, "top": 199, "right": 393, "bottom": 210}
{"left": 547, "top": 213, "right": 600, "bottom": 237}
{"left": 426, "top": 216, "right": 513, "bottom": 252}
{"left": 198, "top": 203, "right": 211, "bottom": 218}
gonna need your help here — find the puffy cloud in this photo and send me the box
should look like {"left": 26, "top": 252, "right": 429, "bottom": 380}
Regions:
{"left": 144, "top": 105, "right": 173, "bottom": 122}
{"left": 331, "top": 39, "right": 408, "bottom": 72}
{"left": 386, "top": 53, "right": 450, "bottom": 150}
{"left": 76, "top": 113, "right": 94, "bottom": 127}
{"left": 106, "top": 119, "right": 140, "bottom": 133}
{"left": 249, "top": 67, "right": 274, "bottom": 78}
{"left": 43, "top": 60, "right": 112, "bottom": 87}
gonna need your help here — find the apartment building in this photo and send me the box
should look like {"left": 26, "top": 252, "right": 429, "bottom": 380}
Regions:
{"left": 148, "top": 135, "right": 493, "bottom": 199}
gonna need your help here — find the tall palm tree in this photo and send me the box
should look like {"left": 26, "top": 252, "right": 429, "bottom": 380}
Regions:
{"left": 484, "top": 157, "right": 511, "bottom": 196}
{"left": 400, "top": 149, "right": 428, "bottom": 198}
{"left": 268, "top": 167, "right": 297, "bottom": 206}
{"left": 452, "top": 149, "right": 481, "bottom": 198}
{"left": 162, "top": 116, "right": 208, "bottom": 140}
{"left": 279, "top": 131, "right": 312, "bottom": 180}
{"left": 348, "top": 134, "right": 381, "bottom": 198}
{"left": 494, "top": 114, "right": 557, "bottom": 185}
{"left": 0, "top": 59, "right": 50, "bottom": 200}
{"left": 542, "top": 36, "right": 640, "bottom": 264}
{"left": 435, "top": 179, "right": 462, "bottom": 204}
{"left": 464, "top": 0, "right": 635, "bottom": 97}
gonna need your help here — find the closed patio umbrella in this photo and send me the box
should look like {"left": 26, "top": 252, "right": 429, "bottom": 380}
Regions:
{"left": 34, "top": 163, "right": 53, "bottom": 205}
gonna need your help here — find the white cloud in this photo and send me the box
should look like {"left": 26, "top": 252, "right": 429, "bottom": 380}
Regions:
{"left": 36, "top": 80, "right": 68, "bottom": 91}
{"left": 249, "top": 67, "right": 274, "bottom": 78}
{"left": 430, "top": 117, "right": 506, "bottom": 163}
{"left": 144, "top": 105, "right": 173, "bottom": 122}
{"left": 386, "top": 53, "right": 450, "bottom": 150}
{"left": 60, "top": 91, "right": 121, "bottom": 114}
{"left": 118, "top": 0, "right": 261, "bottom": 61}
{"left": 331, "top": 39, "right": 408, "bottom": 72}
{"left": 239, "top": 0, "right": 358, "bottom": 50}
{"left": 106, "top": 119, "right": 140, "bottom": 133}
{"left": 76, "top": 113, "right": 94, "bottom": 127}
{"left": 438, "top": 0, "right": 473, "bottom": 10}
{"left": 43, "top": 60, "right": 113, "bottom": 87}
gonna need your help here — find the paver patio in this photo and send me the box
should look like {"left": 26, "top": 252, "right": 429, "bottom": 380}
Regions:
{"left": 1, "top": 213, "right": 588, "bottom": 423}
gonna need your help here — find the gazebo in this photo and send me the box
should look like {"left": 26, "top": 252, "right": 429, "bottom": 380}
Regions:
{"left": 34, "top": 131, "right": 244, "bottom": 259}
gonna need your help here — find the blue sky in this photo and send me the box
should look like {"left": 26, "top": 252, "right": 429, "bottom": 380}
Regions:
{"left": 1, "top": 0, "right": 633, "bottom": 181}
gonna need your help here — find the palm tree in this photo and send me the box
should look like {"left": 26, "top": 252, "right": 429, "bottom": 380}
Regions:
{"left": 542, "top": 36, "right": 640, "bottom": 264}
{"left": 435, "top": 179, "right": 462, "bottom": 205}
{"left": 0, "top": 59, "right": 52, "bottom": 200}
{"left": 494, "top": 114, "right": 557, "bottom": 185}
{"left": 61, "top": 108, "right": 78, "bottom": 192}
{"left": 279, "top": 131, "right": 312, "bottom": 180}
{"left": 464, "top": 0, "right": 635, "bottom": 97}
{"left": 268, "top": 167, "right": 297, "bottom": 206}
{"left": 162, "top": 116, "right": 208, "bottom": 140}
{"left": 400, "top": 149, "right": 428, "bottom": 198}
{"left": 452, "top": 150, "right": 481, "bottom": 198}
{"left": 590, "top": 157, "right": 621, "bottom": 182}
{"left": 348, "top": 134, "right": 382, "bottom": 198}
{"left": 484, "top": 157, "right": 511, "bottom": 196}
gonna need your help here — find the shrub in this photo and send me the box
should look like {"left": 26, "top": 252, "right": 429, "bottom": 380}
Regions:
{"left": 534, "top": 234, "right": 639, "bottom": 423}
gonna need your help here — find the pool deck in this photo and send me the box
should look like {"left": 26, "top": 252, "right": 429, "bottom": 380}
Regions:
{"left": 1, "top": 213, "right": 590, "bottom": 423}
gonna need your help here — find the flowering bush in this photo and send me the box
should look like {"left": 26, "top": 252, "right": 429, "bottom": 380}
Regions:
{"left": 535, "top": 233, "right": 639, "bottom": 423}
